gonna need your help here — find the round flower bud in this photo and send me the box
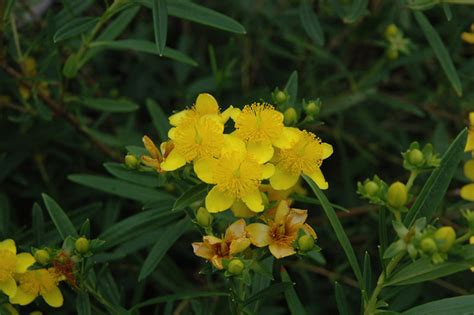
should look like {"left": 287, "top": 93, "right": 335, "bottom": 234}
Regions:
{"left": 124, "top": 154, "right": 140, "bottom": 169}
{"left": 227, "top": 259, "right": 244, "bottom": 275}
{"left": 196, "top": 207, "right": 213, "bottom": 227}
{"left": 386, "top": 48, "right": 399, "bottom": 60}
{"left": 75, "top": 237, "right": 90, "bottom": 254}
{"left": 420, "top": 237, "right": 437, "bottom": 254}
{"left": 298, "top": 234, "right": 315, "bottom": 252}
{"left": 275, "top": 90, "right": 288, "bottom": 103}
{"left": 433, "top": 226, "right": 456, "bottom": 252}
{"left": 387, "top": 181, "right": 408, "bottom": 208}
{"left": 304, "top": 100, "right": 321, "bottom": 116}
{"left": 364, "top": 181, "right": 379, "bottom": 196}
{"left": 34, "top": 249, "right": 50, "bottom": 265}
{"left": 408, "top": 149, "right": 424, "bottom": 166}
{"left": 385, "top": 24, "right": 399, "bottom": 40}
{"left": 283, "top": 107, "right": 298, "bottom": 126}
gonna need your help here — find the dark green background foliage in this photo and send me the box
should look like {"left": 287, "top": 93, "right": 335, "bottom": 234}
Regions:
{"left": 1, "top": 0, "right": 473, "bottom": 314}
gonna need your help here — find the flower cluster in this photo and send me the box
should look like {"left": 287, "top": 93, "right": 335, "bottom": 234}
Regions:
{"left": 138, "top": 93, "right": 332, "bottom": 272}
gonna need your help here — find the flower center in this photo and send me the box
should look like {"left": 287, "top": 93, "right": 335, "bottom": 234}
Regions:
{"left": 235, "top": 103, "right": 284, "bottom": 143}
{"left": 214, "top": 154, "right": 262, "bottom": 198}
{"left": 0, "top": 250, "right": 16, "bottom": 282}
{"left": 276, "top": 131, "right": 323, "bottom": 175}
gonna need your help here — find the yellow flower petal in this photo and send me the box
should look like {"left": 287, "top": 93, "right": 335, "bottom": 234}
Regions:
{"left": 160, "top": 150, "right": 186, "bottom": 171}
{"left": 269, "top": 166, "right": 299, "bottom": 190}
{"left": 141, "top": 156, "right": 160, "bottom": 169}
{"left": 231, "top": 200, "right": 256, "bottom": 218}
{"left": 461, "top": 183, "right": 474, "bottom": 201}
{"left": 286, "top": 209, "right": 307, "bottom": 229}
{"left": 322, "top": 142, "right": 333, "bottom": 159}
{"left": 41, "top": 286, "right": 63, "bottom": 308}
{"left": 306, "top": 168, "right": 328, "bottom": 190}
{"left": 229, "top": 238, "right": 251, "bottom": 255}
{"left": 205, "top": 187, "right": 235, "bottom": 213}
{"left": 303, "top": 223, "right": 317, "bottom": 239}
{"left": 225, "top": 219, "right": 247, "bottom": 240}
{"left": 0, "top": 277, "right": 17, "bottom": 297}
{"left": 273, "top": 127, "right": 300, "bottom": 149}
{"left": 246, "top": 223, "right": 271, "bottom": 247}
{"left": 222, "top": 135, "right": 246, "bottom": 156}
{"left": 220, "top": 105, "right": 240, "bottom": 124}
{"left": 142, "top": 135, "right": 160, "bottom": 159}
{"left": 192, "top": 242, "right": 214, "bottom": 260}
{"left": 194, "top": 158, "right": 217, "bottom": 184}
{"left": 15, "top": 253, "right": 35, "bottom": 273}
{"left": 211, "top": 255, "right": 224, "bottom": 270}
{"left": 0, "top": 239, "right": 16, "bottom": 254}
{"left": 241, "top": 190, "right": 264, "bottom": 212}
{"left": 269, "top": 243, "right": 295, "bottom": 259}
{"left": 464, "top": 160, "right": 474, "bottom": 181}
{"left": 462, "top": 32, "right": 474, "bottom": 44}
{"left": 247, "top": 140, "right": 274, "bottom": 164}
{"left": 168, "top": 127, "right": 177, "bottom": 140}
{"left": 274, "top": 200, "right": 290, "bottom": 225}
{"left": 169, "top": 110, "right": 191, "bottom": 126}
{"left": 195, "top": 93, "right": 219, "bottom": 116}
{"left": 9, "top": 287, "right": 36, "bottom": 306}
{"left": 262, "top": 163, "right": 275, "bottom": 179}
{"left": 466, "top": 131, "right": 474, "bottom": 152}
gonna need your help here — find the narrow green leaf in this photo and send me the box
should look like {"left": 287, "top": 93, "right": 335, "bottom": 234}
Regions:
{"left": 334, "top": 282, "right": 351, "bottom": 315}
{"left": 403, "top": 128, "right": 467, "bottom": 226}
{"left": 104, "top": 163, "right": 163, "bottom": 188}
{"left": 303, "top": 175, "right": 364, "bottom": 288}
{"left": 284, "top": 71, "right": 298, "bottom": 104}
{"left": 414, "top": 12, "right": 462, "bottom": 96}
{"left": 68, "top": 174, "right": 174, "bottom": 203}
{"left": 402, "top": 295, "right": 474, "bottom": 315}
{"left": 344, "top": 0, "right": 368, "bottom": 23}
{"left": 172, "top": 183, "right": 208, "bottom": 211}
{"left": 32, "top": 203, "right": 44, "bottom": 246}
{"left": 54, "top": 17, "right": 98, "bottom": 43}
{"left": 320, "top": 89, "right": 376, "bottom": 117}
{"left": 243, "top": 283, "right": 292, "bottom": 306}
{"left": 81, "top": 97, "right": 139, "bottom": 113}
{"left": 152, "top": 0, "right": 168, "bottom": 55}
{"left": 139, "top": 0, "right": 246, "bottom": 34}
{"left": 385, "top": 256, "right": 474, "bottom": 286}
{"left": 363, "top": 251, "right": 372, "bottom": 296}
{"left": 90, "top": 39, "right": 198, "bottom": 66}
{"left": 76, "top": 291, "right": 92, "bottom": 315}
{"left": 442, "top": 4, "right": 452, "bottom": 21}
{"left": 299, "top": 1, "right": 324, "bottom": 46}
{"left": 146, "top": 98, "right": 171, "bottom": 141}
{"left": 138, "top": 218, "right": 191, "bottom": 281}
{"left": 281, "top": 268, "right": 307, "bottom": 315}
{"left": 129, "top": 291, "right": 229, "bottom": 312}
{"left": 42, "top": 194, "right": 78, "bottom": 240}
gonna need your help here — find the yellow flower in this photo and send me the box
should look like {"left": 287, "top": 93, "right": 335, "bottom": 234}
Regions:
{"left": 192, "top": 219, "right": 251, "bottom": 269}
{"left": 461, "top": 24, "right": 474, "bottom": 44}
{"left": 269, "top": 130, "right": 332, "bottom": 190}
{"left": 141, "top": 136, "right": 184, "bottom": 172}
{"left": 0, "top": 239, "right": 35, "bottom": 298}
{"left": 233, "top": 103, "right": 300, "bottom": 163}
{"left": 194, "top": 138, "right": 275, "bottom": 213}
{"left": 10, "top": 268, "right": 64, "bottom": 308}
{"left": 465, "top": 112, "right": 474, "bottom": 152}
{"left": 246, "top": 200, "right": 316, "bottom": 259}
{"left": 461, "top": 159, "right": 474, "bottom": 201}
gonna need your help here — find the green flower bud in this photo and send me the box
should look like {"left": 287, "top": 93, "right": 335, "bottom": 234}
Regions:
{"left": 275, "top": 90, "right": 288, "bottom": 103}
{"left": 364, "top": 181, "right": 379, "bottom": 196}
{"left": 124, "top": 154, "right": 140, "bottom": 169}
{"left": 420, "top": 237, "right": 437, "bottom": 254}
{"left": 387, "top": 181, "right": 408, "bottom": 208}
{"left": 385, "top": 24, "right": 399, "bottom": 40}
{"left": 408, "top": 149, "right": 424, "bottom": 166}
{"left": 75, "top": 237, "right": 90, "bottom": 254}
{"left": 227, "top": 259, "right": 244, "bottom": 275}
{"left": 34, "top": 249, "right": 50, "bottom": 265}
{"left": 433, "top": 226, "right": 456, "bottom": 252}
{"left": 283, "top": 107, "right": 298, "bottom": 126}
{"left": 298, "top": 234, "right": 315, "bottom": 252}
{"left": 386, "top": 48, "right": 399, "bottom": 60}
{"left": 196, "top": 207, "right": 213, "bottom": 227}
{"left": 303, "top": 99, "right": 321, "bottom": 116}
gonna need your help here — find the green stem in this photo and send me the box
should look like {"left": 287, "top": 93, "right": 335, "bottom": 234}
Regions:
{"left": 364, "top": 252, "right": 405, "bottom": 315}
{"left": 454, "top": 232, "right": 473, "bottom": 244}
{"left": 10, "top": 14, "right": 22, "bottom": 62}
{"left": 405, "top": 170, "right": 419, "bottom": 193}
